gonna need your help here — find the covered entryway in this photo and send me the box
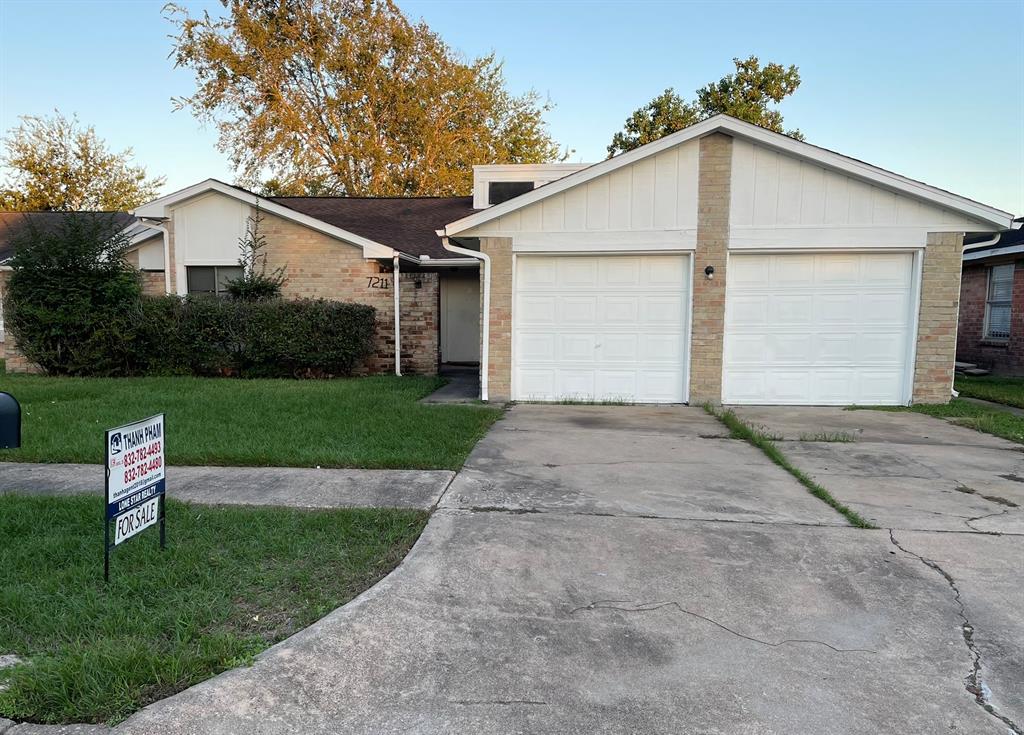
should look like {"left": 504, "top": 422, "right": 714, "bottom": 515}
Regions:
{"left": 513, "top": 254, "right": 690, "bottom": 403}
{"left": 722, "top": 252, "right": 916, "bottom": 405}
{"left": 440, "top": 275, "right": 481, "bottom": 364}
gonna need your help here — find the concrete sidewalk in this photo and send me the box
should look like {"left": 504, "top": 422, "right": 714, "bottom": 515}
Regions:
{"left": 0, "top": 463, "right": 454, "bottom": 510}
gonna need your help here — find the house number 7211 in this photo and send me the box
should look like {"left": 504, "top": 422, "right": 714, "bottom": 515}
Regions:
{"left": 366, "top": 276, "right": 391, "bottom": 289}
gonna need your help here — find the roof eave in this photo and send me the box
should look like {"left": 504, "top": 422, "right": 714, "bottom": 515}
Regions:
{"left": 444, "top": 114, "right": 1015, "bottom": 235}
{"left": 133, "top": 179, "right": 396, "bottom": 259}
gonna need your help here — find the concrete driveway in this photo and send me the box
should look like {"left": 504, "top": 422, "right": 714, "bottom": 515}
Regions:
{"left": 99, "top": 406, "right": 1021, "bottom": 735}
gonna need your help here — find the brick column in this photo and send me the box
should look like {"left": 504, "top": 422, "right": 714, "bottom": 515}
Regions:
{"left": 688, "top": 132, "right": 733, "bottom": 404}
{"left": 480, "top": 237, "right": 513, "bottom": 402}
{"left": 913, "top": 231, "right": 964, "bottom": 403}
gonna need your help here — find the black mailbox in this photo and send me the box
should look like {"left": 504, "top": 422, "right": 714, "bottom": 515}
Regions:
{"left": 0, "top": 392, "right": 20, "bottom": 449}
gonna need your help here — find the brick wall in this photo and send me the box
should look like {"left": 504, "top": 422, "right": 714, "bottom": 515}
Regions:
{"left": 688, "top": 132, "right": 732, "bottom": 404}
{"left": 912, "top": 231, "right": 964, "bottom": 403}
{"left": 480, "top": 237, "right": 513, "bottom": 401}
{"left": 957, "top": 260, "right": 1024, "bottom": 374}
{"left": 0, "top": 269, "right": 40, "bottom": 373}
{"left": 261, "top": 212, "right": 438, "bottom": 375}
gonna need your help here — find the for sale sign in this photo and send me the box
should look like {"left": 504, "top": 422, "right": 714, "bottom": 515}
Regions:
{"left": 105, "top": 414, "right": 165, "bottom": 521}
{"left": 104, "top": 414, "right": 166, "bottom": 579}
{"left": 114, "top": 497, "right": 160, "bottom": 545}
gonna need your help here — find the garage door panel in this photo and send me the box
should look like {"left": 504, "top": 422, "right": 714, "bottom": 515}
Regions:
{"left": 727, "top": 295, "right": 770, "bottom": 325}
{"left": 559, "top": 296, "right": 598, "bottom": 324}
{"left": 517, "top": 296, "right": 556, "bottom": 324}
{"left": 515, "top": 255, "right": 689, "bottom": 403}
{"left": 602, "top": 297, "right": 641, "bottom": 323}
{"left": 600, "top": 334, "right": 640, "bottom": 362}
{"left": 644, "top": 256, "right": 687, "bottom": 287}
{"left": 770, "top": 295, "right": 814, "bottom": 324}
{"left": 559, "top": 259, "right": 599, "bottom": 287}
{"left": 601, "top": 258, "right": 642, "bottom": 287}
{"left": 724, "top": 252, "right": 914, "bottom": 405}
{"left": 642, "top": 295, "right": 685, "bottom": 325}
{"left": 517, "top": 333, "right": 556, "bottom": 362}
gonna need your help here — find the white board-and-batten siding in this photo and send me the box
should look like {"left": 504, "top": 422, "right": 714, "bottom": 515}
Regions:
{"left": 729, "top": 138, "right": 990, "bottom": 249}
{"left": 471, "top": 139, "right": 700, "bottom": 252}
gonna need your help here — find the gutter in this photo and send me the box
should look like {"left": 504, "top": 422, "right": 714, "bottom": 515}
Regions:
{"left": 438, "top": 233, "right": 490, "bottom": 402}
{"left": 136, "top": 217, "right": 172, "bottom": 294}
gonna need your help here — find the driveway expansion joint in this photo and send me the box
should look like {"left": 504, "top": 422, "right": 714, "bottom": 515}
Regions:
{"left": 888, "top": 529, "right": 1023, "bottom": 735}
{"left": 569, "top": 600, "right": 877, "bottom": 654}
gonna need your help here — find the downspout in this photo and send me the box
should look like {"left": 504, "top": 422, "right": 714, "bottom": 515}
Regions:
{"left": 139, "top": 218, "right": 172, "bottom": 294}
{"left": 439, "top": 235, "right": 490, "bottom": 402}
{"left": 393, "top": 254, "right": 401, "bottom": 377}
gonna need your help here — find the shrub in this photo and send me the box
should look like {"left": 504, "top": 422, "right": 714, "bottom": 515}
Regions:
{"left": 223, "top": 207, "right": 286, "bottom": 301}
{"left": 136, "top": 296, "right": 376, "bottom": 378}
{"left": 3, "top": 213, "right": 142, "bottom": 376}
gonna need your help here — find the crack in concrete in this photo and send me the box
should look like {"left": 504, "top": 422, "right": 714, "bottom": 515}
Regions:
{"left": 569, "top": 599, "right": 876, "bottom": 654}
{"left": 964, "top": 508, "right": 1010, "bottom": 534}
{"left": 955, "top": 484, "right": 1019, "bottom": 508}
{"left": 888, "top": 530, "right": 1023, "bottom": 734}
{"left": 450, "top": 699, "right": 548, "bottom": 706}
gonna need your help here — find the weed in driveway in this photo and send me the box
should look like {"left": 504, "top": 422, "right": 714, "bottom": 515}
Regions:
{"left": 705, "top": 405, "right": 875, "bottom": 529}
{"left": 798, "top": 431, "right": 857, "bottom": 443}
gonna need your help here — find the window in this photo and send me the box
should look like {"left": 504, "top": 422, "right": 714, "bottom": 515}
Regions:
{"left": 488, "top": 181, "right": 534, "bottom": 206}
{"left": 186, "top": 265, "right": 244, "bottom": 297}
{"left": 985, "top": 263, "right": 1015, "bottom": 340}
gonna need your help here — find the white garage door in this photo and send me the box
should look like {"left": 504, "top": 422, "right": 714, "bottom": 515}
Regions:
{"left": 514, "top": 255, "right": 689, "bottom": 403}
{"left": 723, "top": 252, "right": 916, "bottom": 405}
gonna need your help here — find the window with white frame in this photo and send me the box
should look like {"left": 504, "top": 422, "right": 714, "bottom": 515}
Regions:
{"left": 985, "top": 263, "right": 1015, "bottom": 341}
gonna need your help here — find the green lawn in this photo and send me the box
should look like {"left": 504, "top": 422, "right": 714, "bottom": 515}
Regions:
{"left": 0, "top": 495, "right": 427, "bottom": 724}
{"left": 863, "top": 398, "right": 1024, "bottom": 445}
{"left": 0, "top": 375, "right": 501, "bottom": 470}
{"left": 955, "top": 374, "right": 1024, "bottom": 409}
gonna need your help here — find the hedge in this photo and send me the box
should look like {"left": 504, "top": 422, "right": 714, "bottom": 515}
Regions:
{"left": 135, "top": 296, "right": 377, "bottom": 378}
{"left": 11, "top": 294, "right": 377, "bottom": 379}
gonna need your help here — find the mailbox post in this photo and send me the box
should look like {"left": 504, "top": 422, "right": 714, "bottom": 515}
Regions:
{"left": 0, "top": 392, "right": 19, "bottom": 449}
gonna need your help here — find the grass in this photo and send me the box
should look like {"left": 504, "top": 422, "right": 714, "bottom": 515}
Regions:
{"left": 859, "top": 398, "right": 1024, "bottom": 445}
{"left": 0, "top": 375, "right": 501, "bottom": 470}
{"left": 798, "top": 431, "right": 857, "bottom": 443}
{"left": 0, "top": 494, "right": 428, "bottom": 724}
{"left": 705, "top": 405, "right": 875, "bottom": 529}
{"left": 954, "top": 374, "right": 1024, "bottom": 409}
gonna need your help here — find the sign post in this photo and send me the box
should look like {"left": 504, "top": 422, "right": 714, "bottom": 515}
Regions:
{"left": 104, "top": 414, "right": 166, "bottom": 581}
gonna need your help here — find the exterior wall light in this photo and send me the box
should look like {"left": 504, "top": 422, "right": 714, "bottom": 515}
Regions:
{"left": 704, "top": 265, "right": 715, "bottom": 280}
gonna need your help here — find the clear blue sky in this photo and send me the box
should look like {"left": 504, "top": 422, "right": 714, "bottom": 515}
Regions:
{"left": 1, "top": 0, "right": 1022, "bottom": 214}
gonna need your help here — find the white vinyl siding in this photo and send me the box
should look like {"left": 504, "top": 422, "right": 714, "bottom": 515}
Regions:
{"left": 514, "top": 255, "right": 689, "bottom": 403}
{"left": 723, "top": 252, "right": 916, "bottom": 405}
{"left": 985, "top": 264, "right": 1014, "bottom": 340}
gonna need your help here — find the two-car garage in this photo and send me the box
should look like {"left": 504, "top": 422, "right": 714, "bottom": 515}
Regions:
{"left": 511, "top": 252, "right": 917, "bottom": 406}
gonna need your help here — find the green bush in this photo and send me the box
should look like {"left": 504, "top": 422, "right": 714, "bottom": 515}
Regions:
{"left": 135, "top": 296, "right": 376, "bottom": 378}
{"left": 3, "top": 213, "right": 142, "bottom": 376}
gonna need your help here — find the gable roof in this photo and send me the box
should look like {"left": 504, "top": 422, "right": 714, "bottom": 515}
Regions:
{"left": 0, "top": 211, "right": 138, "bottom": 264}
{"left": 443, "top": 114, "right": 1016, "bottom": 236}
{"left": 270, "top": 196, "right": 474, "bottom": 260}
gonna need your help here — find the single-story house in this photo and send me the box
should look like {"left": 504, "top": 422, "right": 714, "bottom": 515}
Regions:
{"left": 0, "top": 114, "right": 1016, "bottom": 404}
{"left": 957, "top": 226, "right": 1024, "bottom": 373}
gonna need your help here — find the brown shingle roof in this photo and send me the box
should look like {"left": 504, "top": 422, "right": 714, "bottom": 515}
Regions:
{"left": 0, "top": 211, "right": 137, "bottom": 263}
{"left": 269, "top": 196, "right": 475, "bottom": 260}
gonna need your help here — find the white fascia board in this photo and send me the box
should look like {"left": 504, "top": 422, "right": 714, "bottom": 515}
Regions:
{"left": 444, "top": 115, "right": 1015, "bottom": 235}
{"left": 963, "top": 243, "right": 1024, "bottom": 262}
{"left": 133, "top": 179, "right": 396, "bottom": 259}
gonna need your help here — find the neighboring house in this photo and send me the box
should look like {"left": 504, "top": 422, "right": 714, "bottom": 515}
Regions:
{"left": 0, "top": 114, "right": 1016, "bottom": 405}
{"left": 957, "top": 226, "right": 1024, "bottom": 374}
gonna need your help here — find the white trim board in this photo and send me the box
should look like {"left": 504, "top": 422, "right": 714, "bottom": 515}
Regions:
{"left": 445, "top": 115, "right": 1014, "bottom": 236}
{"left": 134, "top": 179, "right": 395, "bottom": 259}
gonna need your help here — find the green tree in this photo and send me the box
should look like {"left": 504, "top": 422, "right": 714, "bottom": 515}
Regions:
{"left": 0, "top": 112, "right": 165, "bottom": 211}
{"left": 608, "top": 56, "right": 803, "bottom": 156}
{"left": 224, "top": 207, "right": 287, "bottom": 301}
{"left": 4, "top": 213, "right": 142, "bottom": 375}
{"left": 166, "top": 0, "right": 565, "bottom": 197}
